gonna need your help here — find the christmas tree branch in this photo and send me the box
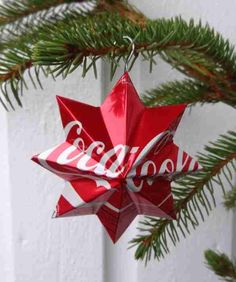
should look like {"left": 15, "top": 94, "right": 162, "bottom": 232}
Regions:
{"left": 130, "top": 131, "right": 236, "bottom": 263}
{"left": 0, "top": 0, "right": 90, "bottom": 26}
{"left": 31, "top": 15, "right": 236, "bottom": 102}
{"left": 0, "top": 1, "right": 139, "bottom": 40}
{"left": 0, "top": 5, "right": 122, "bottom": 109}
{"left": 0, "top": 0, "right": 103, "bottom": 52}
{"left": 205, "top": 250, "right": 236, "bottom": 282}
{"left": 0, "top": 1, "right": 142, "bottom": 50}
{"left": 0, "top": 8, "right": 145, "bottom": 109}
{"left": 0, "top": 1, "right": 97, "bottom": 51}
{"left": 142, "top": 79, "right": 236, "bottom": 108}
{"left": 0, "top": 4, "right": 96, "bottom": 68}
{"left": 1, "top": 14, "right": 236, "bottom": 109}
{"left": 32, "top": 15, "right": 236, "bottom": 77}
{"left": 224, "top": 186, "right": 236, "bottom": 210}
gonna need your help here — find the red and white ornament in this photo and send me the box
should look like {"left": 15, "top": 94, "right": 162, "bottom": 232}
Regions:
{"left": 32, "top": 72, "right": 200, "bottom": 242}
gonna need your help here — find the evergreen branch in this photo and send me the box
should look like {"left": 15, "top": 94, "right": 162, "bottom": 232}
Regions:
{"left": 31, "top": 15, "right": 236, "bottom": 100}
{"left": 205, "top": 249, "right": 236, "bottom": 282}
{"left": 142, "top": 79, "right": 236, "bottom": 108}
{"left": 130, "top": 131, "right": 236, "bottom": 263}
{"left": 0, "top": 0, "right": 89, "bottom": 26}
{"left": 0, "top": 1, "right": 97, "bottom": 48}
{"left": 0, "top": 6, "right": 95, "bottom": 51}
{"left": 0, "top": 8, "right": 143, "bottom": 108}
{"left": 2, "top": 14, "right": 236, "bottom": 108}
{"left": 94, "top": 0, "right": 146, "bottom": 25}
{"left": 0, "top": 4, "right": 99, "bottom": 108}
{"left": 0, "top": 1, "right": 140, "bottom": 51}
{"left": 224, "top": 187, "right": 236, "bottom": 210}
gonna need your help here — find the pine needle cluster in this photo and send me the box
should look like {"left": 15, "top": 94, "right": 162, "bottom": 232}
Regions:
{"left": 205, "top": 250, "right": 236, "bottom": 281}
{"left": 130, "top": 131, "right": 236, "bottom": 263}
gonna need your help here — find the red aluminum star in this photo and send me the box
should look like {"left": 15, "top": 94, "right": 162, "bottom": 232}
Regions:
{"left": 32, "top": 72, "right": 200, "bottom": 243}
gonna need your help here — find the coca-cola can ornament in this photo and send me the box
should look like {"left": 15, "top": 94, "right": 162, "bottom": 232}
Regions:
{"left": 32, "top": 71, "right": 201, "bottom": 243}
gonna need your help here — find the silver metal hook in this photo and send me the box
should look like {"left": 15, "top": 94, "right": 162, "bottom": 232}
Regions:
{"left": 123, "top": 36, "right": 135, "bottom": 72}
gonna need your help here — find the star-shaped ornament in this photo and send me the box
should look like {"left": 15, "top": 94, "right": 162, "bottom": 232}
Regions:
{"left": 32, "top": 72, "right": 200, "bottom": 243}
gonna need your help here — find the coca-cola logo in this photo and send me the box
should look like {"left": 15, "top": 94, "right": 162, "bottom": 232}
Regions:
{"left": 36, "top": 121, "right": 198, "bottom": 192}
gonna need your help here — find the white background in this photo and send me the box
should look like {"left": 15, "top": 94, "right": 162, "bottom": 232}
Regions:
{"left": 0, "top": 0, "right": 236, "bottom": 281}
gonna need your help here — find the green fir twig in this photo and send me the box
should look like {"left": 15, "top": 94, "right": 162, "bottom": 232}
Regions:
{"left": 1, "top": 14, "right": 236, "bottom": 108}
{"left": 130, "top": 131, "right": 236, "bottom": 263}
{"left": 205, "top": 250, "right": 236, "bottom": 282}
{"left": 0, "top": 0, "right": 92, "bottom": 26}
{"left": 224, "top": 187, "right": 236, "bottom": 210}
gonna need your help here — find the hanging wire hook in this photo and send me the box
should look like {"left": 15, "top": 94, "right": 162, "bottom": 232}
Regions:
{"left": 123, "top": 36, "right": 135, "bottom": 72}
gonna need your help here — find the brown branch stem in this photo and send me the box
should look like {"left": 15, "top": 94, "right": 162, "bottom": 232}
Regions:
{"left": 0, "top": 61, "right": 32, "bottom": 81}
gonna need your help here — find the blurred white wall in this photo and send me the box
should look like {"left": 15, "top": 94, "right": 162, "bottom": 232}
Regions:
{"left": 0, "top": 1, "right": 236, "bottom": 281}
